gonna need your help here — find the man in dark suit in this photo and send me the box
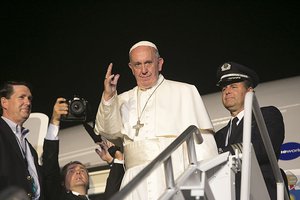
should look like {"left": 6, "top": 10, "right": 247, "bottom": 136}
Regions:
{"left": 0, "top": 81, "right": 43, "bottom": 200}
{"left": 42, "top": 97, "right": 124, "bottom": 200}
{"left": 214, "top": 62, "right": 288, "bottom": 200}
{"left": 0, "top": 81, "right": 123, "bottom": 200}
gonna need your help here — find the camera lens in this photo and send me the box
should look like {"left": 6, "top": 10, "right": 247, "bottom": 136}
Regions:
{"left": 69, "top": 100, "right": 85, "bottom": 116}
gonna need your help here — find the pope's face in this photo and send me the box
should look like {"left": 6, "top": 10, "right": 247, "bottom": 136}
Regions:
{"left": 129, "top": 46, "right": 164, "bottom": 90}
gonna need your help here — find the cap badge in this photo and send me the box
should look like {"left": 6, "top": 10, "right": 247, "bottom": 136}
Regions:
{"left": 221, "top": 63, "right": 231, "bottom": 71}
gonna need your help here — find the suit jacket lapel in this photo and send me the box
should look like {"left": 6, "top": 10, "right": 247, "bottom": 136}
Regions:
{"left": 26, "top": 138, "right": 43, "bottom": 186}
{"left": 222, "top": 121, "right": 231, "bottom": 146}
{"left": 0, "top": 118, "right": 26, "bottom": 163}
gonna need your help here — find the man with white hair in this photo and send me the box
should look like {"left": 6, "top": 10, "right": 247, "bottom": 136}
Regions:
{"left": 94, "top": 41, "right": 218, "bottom": 199}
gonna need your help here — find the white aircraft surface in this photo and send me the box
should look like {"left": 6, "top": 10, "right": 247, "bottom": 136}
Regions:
{"left": 24, "top": 75, "right": 300, "bottom": 197}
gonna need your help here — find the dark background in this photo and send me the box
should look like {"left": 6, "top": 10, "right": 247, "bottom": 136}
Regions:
{"left": 2, "top": 1, "right": 299, "bottom": 128}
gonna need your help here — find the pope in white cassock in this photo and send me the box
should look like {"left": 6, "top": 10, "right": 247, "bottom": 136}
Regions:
{"left": 94, "top": 41, "right": 218, "bottom": 200}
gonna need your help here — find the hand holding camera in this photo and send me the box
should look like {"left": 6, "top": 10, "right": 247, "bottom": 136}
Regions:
{"left": 60, "top": 95, "right": 88, "bottom": 122}
{"left": 50, "top": 97, "right": 68, "bottom": 126}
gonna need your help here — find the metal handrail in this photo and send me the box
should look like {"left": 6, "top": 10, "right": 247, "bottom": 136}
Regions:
{"left": 241, "top": 92, "right": 289, "bottom": 200}
{"left": 110, "top": 92, "right": 289, "bottom": 200}
{"left": 110, "top": 125, "right": 203, "bottom": 200}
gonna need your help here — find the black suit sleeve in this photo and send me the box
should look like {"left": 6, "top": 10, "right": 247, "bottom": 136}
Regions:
{"left": 104, "top": 163, "right": 125, "bottom": 199}
{"left": 215, "top": 106, "right": 285, "bottom": 164}
{"left": 42, "top": 139, "right": 61, "bottom": 200}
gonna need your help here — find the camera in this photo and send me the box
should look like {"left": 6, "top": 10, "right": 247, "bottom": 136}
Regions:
{"left": 61, "top": 96, "right": 88, "bottom": 122}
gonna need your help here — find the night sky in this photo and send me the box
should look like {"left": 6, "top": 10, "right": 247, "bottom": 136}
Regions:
{"left": 2, "top": 1, "right": 299, "bottom": 128}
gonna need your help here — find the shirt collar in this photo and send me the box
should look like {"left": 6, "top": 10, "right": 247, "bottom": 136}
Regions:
{"left": 232, "top": 110, "right": 244, "bottom": 125}
{"left": 71, "top": 191, "right": 89, "bottom": 199}
{"left": 1, "top": 116, "right": 30, "bottom": 137}
{"left": 71, "top": 191, "right": 80, "bottom": 196}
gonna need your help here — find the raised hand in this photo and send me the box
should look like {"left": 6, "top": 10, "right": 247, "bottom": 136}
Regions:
{"left": 103, "top": 63, "right": 120, "bottom": 101}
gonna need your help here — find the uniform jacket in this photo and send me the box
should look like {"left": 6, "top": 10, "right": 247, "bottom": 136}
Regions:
{"left": 214, "top": 106, "right": 286, "bottom": 199}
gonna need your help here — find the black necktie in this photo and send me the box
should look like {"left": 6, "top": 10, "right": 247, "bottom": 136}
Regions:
{"left": 230, "top": 117, "right": 239, "bottom": 138}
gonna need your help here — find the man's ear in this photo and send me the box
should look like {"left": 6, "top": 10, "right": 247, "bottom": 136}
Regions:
{"left": 1, "top": 97, "right": 8, "bottom": 110}
{"left": 158, "top": 57, "right": 164, "bottom": 72}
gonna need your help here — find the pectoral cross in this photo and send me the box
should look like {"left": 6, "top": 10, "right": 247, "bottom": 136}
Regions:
{"left": 133, "top": 119, "right": 144, "bottom": 136}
